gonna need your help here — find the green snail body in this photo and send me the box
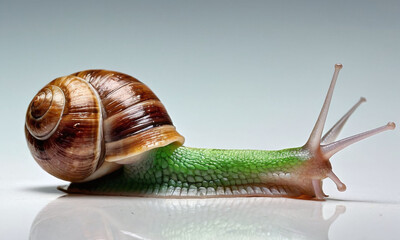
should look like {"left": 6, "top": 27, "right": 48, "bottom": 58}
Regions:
{"left": 64, "top": 145, "right": 314, "bottom": 198}
{"left": 26, "top": 65, "right": 395, "bottom": 200}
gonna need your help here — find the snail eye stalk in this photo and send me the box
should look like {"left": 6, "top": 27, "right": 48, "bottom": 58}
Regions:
{"left": 301, "top": 64, "right": 395, "bottom": 199}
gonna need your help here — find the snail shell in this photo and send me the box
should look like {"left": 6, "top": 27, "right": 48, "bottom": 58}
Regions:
{"left": 25, "top": 70, "right": 184, "bottom": 182}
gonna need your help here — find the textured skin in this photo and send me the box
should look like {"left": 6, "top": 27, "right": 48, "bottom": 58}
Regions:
{"left": 65, "top": 144, "right": 315, "bottom": 198}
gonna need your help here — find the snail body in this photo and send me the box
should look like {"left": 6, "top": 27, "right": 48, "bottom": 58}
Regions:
{"left": 25, "top": 65, "right": 395, "bottom": 200}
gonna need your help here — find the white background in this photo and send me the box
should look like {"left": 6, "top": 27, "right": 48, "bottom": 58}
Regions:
{"left": 1, "top": 1, "right": 399, "bottom": 239}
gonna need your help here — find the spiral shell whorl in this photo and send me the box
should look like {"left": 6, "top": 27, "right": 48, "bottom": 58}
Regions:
{"left": 25, "top": 76, "right": 104, "bottom": 182}
{"left": 26, "top": 86, "right": 65, "bottom": 140}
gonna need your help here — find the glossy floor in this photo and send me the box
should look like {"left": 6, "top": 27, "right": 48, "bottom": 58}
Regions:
{"left": 2, "top": 182, "right": 399, "bottom": 240}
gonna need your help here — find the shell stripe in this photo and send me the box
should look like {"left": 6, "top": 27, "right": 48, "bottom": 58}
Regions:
{"left": 105, "top": 125, "right": 184, "bottom": 162}
{"left": 104, "top": 99, "right": 173, "bottom": 142}
{"left": 80, "top": 76, "right": 105, "bottom": 172}
{"left": 73, "top": 70, "right": 185, "bottom": 163}
{"left": 73, "top": 70, "right": 140, "bottom": 98}
{"left": 101, "top": 82, "right": 159, "bottom": 116}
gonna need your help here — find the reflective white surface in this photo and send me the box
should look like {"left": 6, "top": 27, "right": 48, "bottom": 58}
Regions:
{"left": 31, "top": 196, "right": 344, "bottom": 240}
{"left": 2, "top": 183, "right": 400, "bottom": 240}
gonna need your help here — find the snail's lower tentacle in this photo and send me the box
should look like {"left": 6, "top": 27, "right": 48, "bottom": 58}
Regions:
{"left": 312, "top": 179, "right": 328, "bottom": 200}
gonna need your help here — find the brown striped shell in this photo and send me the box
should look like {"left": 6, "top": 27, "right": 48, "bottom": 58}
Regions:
{"left": 25, "top": 70, "right": 185, "bottom": 182}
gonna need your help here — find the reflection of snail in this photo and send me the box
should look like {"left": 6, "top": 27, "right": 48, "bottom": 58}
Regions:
{"left": 30, "top": 196, "right": 346, "bottom": 240}
{"left": 25, "top": 65, "right": 395, "bottom": 199}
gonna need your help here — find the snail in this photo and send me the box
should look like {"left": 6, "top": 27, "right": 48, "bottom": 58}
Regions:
{"left": 25, "top": 64, "right": 395, "bottom": 200}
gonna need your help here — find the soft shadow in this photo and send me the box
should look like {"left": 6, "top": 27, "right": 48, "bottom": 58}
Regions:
{"left": 327, "top": 197, "right": 400, "bottom": 205}
{"left": 24, "top": 186, "right": 63, "bottom": 194}
{"left": 30, "top": 196, "right": 345, "bottom": 240}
